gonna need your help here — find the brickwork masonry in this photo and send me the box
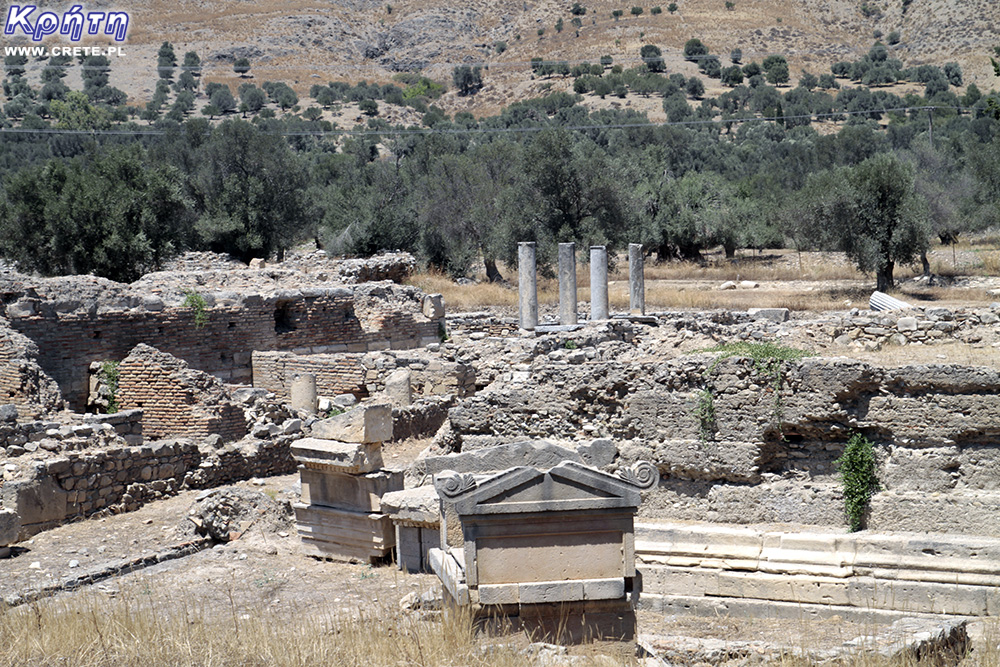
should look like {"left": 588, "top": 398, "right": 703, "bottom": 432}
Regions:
{"left": 4, "top": 283, "right": 444, "bottom": 410}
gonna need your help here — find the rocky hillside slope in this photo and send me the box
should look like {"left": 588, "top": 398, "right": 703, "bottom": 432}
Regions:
{"left": 14, "top": 0, "right": 1000, "bottom": 113}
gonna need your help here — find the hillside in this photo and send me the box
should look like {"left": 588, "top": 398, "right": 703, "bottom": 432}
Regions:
{"left": 10, "top": 0, "right": 1000, "bottom": 113}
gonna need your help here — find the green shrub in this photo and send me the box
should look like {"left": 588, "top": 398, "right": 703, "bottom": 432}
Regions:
{"left": 695, "top": 388, "right": 716, "bottom": 441}
{"left": 99, "top": 360, "right": 120, "bottom": 414}
{"left": 836, "top": 433, "right": 880, "bottom": 532}
{"left": 183, "top": 289, "right": 208, "bottom": 328}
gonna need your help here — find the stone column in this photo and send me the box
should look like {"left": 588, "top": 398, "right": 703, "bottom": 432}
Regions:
{"left": 629, "top": 243, "right": 645, "bottom": 316}
{"left": 558, "top": 243, "right": 578, "bottom": 325}
{"left": 290, "top": 373, "right": 317, "bottom": 413}
{"left": 590, "top": 246, "right": 609, "bottom": 321}
{"left": 518, "top": 242, "right": 538, "bottom": 330}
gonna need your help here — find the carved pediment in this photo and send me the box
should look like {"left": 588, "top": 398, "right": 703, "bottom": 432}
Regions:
{"left": 435, "top": 460, "right": 657, "bottom": 516}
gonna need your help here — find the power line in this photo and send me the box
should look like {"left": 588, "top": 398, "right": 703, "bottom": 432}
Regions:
{"left": 0, "top": 105, "right": 980, "bottom": 139}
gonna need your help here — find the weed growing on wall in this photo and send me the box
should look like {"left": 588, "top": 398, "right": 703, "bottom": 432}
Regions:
{"left": 99, "top": 360, "right": 120, "bottom": 414}
{"left": 695, "top": 387, "right": 716, "bottom": 441}
{"left": 836, "top": 432, "right": 880, "bottom": 532}
{"left": 695, "top": 341, "right": 813, "bottom": 441}
{"left": 183, "top": 290, "right": 208, "bottom": 328}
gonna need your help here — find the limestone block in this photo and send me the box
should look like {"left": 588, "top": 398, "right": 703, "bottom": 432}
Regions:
{"left": 519, "top": 580, "right": 585, "bottom": 604}
{"left": 0, "top": 509, "right": 20, "bottom": 547}
{"left": 2, "top": 476, "right": 67, "bottom": 537}
{"left": 293, "top": 503, "right": 394, "bottom": 562}
{"left": 380, "top": 485, "right": 440, "bottom": 526}
{"left": 311, "top": 404, "right": 392, "bottom": 443}
{"left": 395, "top": 524, "right": 440, "bottom": 573}
{"left": 383, "top": 369, "right": 412, "bottom": 407}
{"left": 290, "top": 438, "right": 383, "bottom": 473}
{"left": 479, "top": 583, "right": 520, "bottom": 605}
{"left": 249, "top": 258, "right": 266, "bottom": 269}
{"left": 747, "top": 308, "right": 790, "bottom": 323}
{"left": 897, "top": 317, "right": 918, "bottom": 332}
{"left": 0, "top": 404, "right": 18, "bottom": 422}
{"left": 476, "top": 532, "right": 626, "bottom": 585}
{"left": 300, "top": 469, "right": 402, "bottom": 512}
{"left": 583, "top": 577, "right": 626, "bottom": 601}
{"left": 423, "top": 293, "right": 445, "bottom": 319}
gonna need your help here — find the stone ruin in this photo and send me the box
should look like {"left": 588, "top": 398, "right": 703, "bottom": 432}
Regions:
{"left": 3, "top": 242, "right": 1000, "bottom": 655}
{"left": 291, "top": 404, "right": 400, "bottom": 562}
{"left": 0, "top": 250, "right": 451, "bottom": 540}
{"left": 430, "top": 460, "right": 659, "bottom": 642}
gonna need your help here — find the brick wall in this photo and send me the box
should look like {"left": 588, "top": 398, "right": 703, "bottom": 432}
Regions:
{"left": 0, "top": 326, "right": 63, "bottom": 416}
{"left": 252, "top": 351, "right": 369, "bottom": 400}
{"left": 117, "top": 345, "right": 247, "bottom": 442}
{"left": 252, "top": 350, "right": 475, "bottom": 401}
{"left": 7, "top": 287, "right": 444, "bottom": 410}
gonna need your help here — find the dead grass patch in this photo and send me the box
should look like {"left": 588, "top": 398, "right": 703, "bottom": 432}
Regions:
{"left": 0, "top": 586, "right": 550, "bottom": 667}
{"left": 851, "top": 341, "right": 1000, "bottom": 370}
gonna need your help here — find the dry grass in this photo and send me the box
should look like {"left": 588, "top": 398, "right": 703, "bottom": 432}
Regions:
{"left": 851, "top": 341, "right": 1000, "bottom": 369}
{"left": 3, "top": 587, "right": 996, "bottom": 667}
{"left": 408, "top": 244, "right": 999, "bottom": 314}
{"left": 0, "top": 587, "right": 550, "bottom": 667}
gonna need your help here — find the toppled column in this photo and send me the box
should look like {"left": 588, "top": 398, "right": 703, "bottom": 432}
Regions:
{"left": 629, "top": 243, "right": 645, "bottom": 316}
{"left": 429, "top": 459, "right": 659, "bottom": 643}
{"left": 558, "top": 243, "right": 578, "bottom": 325}
{"left": 590, "top": 246, "right": 609, "bottom": 321}
{"left": 518, "top": 242, "right": 538, "bottom": 330}
{"left": 870, "top": 291, "right": 913, "bottom": 312}
{"left": 292, "top": 403, "right": 402, "bottom": 563}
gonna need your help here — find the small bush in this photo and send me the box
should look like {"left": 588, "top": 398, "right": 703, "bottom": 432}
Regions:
{"left": 836, "top": 433, "right": 880, "bottom": 532}
{"left": 183, "top": 290, "right": 208, "bottom": 328}
{"left": 99, "top": 360, "right": 120, "bottom": 414}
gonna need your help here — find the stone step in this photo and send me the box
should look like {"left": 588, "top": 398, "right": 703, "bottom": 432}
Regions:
{"left": 638, "top": 593, "right": 970, "bottom": 625}
{"left": 639, "top": 565, "right": 999, "bottom": 616}
{"left": 636, "top": 522, "right": 1000, "bottom": 583}
{"left": 635, "top": 521, "right": 1000, "bottom": 616}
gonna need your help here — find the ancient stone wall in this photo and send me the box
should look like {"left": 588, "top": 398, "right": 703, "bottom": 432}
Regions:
{"left": 117, "top": 344, "right": 247, "bottom": 442}
{"left": 0, "top": 409, "right": 136, "bottom": 458}
{"left": 2, "top": 436, "right": 298, "bottom": 539}
{"left": 439, "top": 356, "right": 1000, "bottom": 536}
{"left": 252, "top": 350, "right": 475, "bottom": 402}
{"left": 5, "top": 284, "right": 443, "bottom": 410}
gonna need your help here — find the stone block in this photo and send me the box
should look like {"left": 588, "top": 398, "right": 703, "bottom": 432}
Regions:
{"left": 897, "top": 317, "right": 918, "bottom": 331}
{"left": 422, "top": 293, "right": 445, "bottom": 319}
{"left": 2, "top": 476, "right": 67, "bottom": 537}
{"left": 583, "top": 577, "right": 625, "bottom": 601}
{"left": 293, "top": 503, "right": 394, "bottom": 562}
{"left": 380, "top": 485, "right": 440, "bottom": 525}
{"left": 383, "top": 369, "right": 412, "bottom": 406}
{"left": 311, "top": 404, "right": 392, "bottom": 443}
{"left": 0, "top": 404, "right": 18, "bottom": 422}
{"left": 0, "top": 509, "right": 20, "bottom": 547}
{"left": 519, "top": 580, "right": 585, "bottom": 604}
{"left": 479, "top": 583, "right": 520, "bottom": 605}
{"left": 300, "top": 468, "right": 402, "bottom": 512}
{"left": 290, "top": 438, "right": 383, "bottom": 473}
{"left": 748, "top": 308, "right": 790, "bottom": 323}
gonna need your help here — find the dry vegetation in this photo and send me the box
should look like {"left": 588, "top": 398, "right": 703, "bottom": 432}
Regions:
{"left": 3, "top": 586, "right": 999, "bottom": 666}
{"left": 408, "top": 244, "right": 1000, "bottom": 313}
